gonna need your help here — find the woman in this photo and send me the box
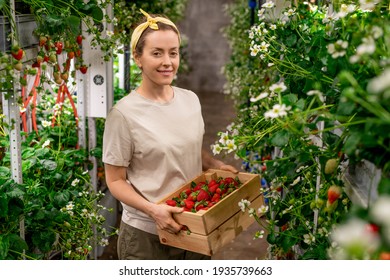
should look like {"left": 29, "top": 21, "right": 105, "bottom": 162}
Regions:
{"left": 103, "top": 9, "right": 238, "bottom": 260}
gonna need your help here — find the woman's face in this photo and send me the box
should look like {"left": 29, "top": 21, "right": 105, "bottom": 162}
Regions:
{"left": 135, "top": 29, "right": 180, "bottom": 88}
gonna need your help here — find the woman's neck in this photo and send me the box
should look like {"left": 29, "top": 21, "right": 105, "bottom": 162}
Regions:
{"left": 137, "top": 84, "right": 174, "bottom": 103}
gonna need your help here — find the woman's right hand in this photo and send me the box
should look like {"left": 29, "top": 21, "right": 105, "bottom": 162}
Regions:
{"left": 149, "top": 203, "right": 184, "bottom": 234}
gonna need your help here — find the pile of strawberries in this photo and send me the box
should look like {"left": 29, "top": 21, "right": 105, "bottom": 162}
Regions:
{"left": 165, "top": 176, "right": 242, "bottom": 212}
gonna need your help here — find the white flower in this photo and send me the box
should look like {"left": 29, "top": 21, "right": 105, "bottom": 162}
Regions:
{"left": 248, "top": 208, "right": 256, "bottom": 217}
{"left": 250, "top": 44, "right": 260, "bottom": 56}
{"left": 269, "top": 82, "right": 287, "bottom": 93}
{"left": 367, "top": 68, "right": 390, "bottom": 94}
{"left": 303, "top": 233, "right": 315, "bottom": 244}
{"left": 359, "top": 0, "right": 381, "bottom": 11}
{"left": 53, "top": 103, "right": 62, "bottom": 111}
{"left": 371, "top": 26, "right": 383, "bottom": 39}
{"left": 254, "top": 230, "right": 265, "bottom": 239}
{"left": 42, "top": 140, "right": 50, "bottom": 149}
{"left": 370, "top": 195, "right": 390, "bottom": 226}
{"left": 259, "top": 41, "right": 270, "bottom": 53}
{"left": 337, "top": 4, "right": 356, "bottom": 18}
{"left": 19, "top": 106, "right": 26, "bottom": 113}
{"left": 225, "top": 139, "right": 237, "bottom": 153}
{"left": 41, "top": 120, "right": 51, "bottom": 128}
{"left": 218, "top": 131, "right": 229, "bottom": 145}
{"left": 250, "top": 92, "right": 269, "bottom": 102}
{"left": 327, "top": 40, "right": 348, "bottom": 58}
{"left": 71, "top": 178, "right": 80, "bottom": 186}
{"left": 330, "top": 218, "right": 380, "bottom": 258}
{"left": 270, "top": 24, "right": 277, "bottom": 30}
{"left": 258, "top": 205, "right": 269, "bottom": 214}
{"left": 211, "top": 144, "right": 222, "bottom": 155}
{"left": 290, "top": 176, "right": 301, "bottom": 186}
{"left": 238, "top": 199, "right": 251, "bottom": 212}
{"left": 263, "top": 1, "right": 275, "bottom": 9}
{"left": 284, "top": 9, "right": 296, "bottom": 17}
{"left": 307, "top": 90, "right": 325, "bottom": 102}
{"left": 264, "top": 104, "right": 291, "bottom": 119}
{"left": 356, "top": 36, "right": 376, "bottom": 55}
{"left": 66, "top": 202, "right": 74, "bottom": 211}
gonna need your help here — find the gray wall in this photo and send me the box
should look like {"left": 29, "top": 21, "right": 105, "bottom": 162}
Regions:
{"left": 176, "top": 0, "right": 234, "bottom": 93}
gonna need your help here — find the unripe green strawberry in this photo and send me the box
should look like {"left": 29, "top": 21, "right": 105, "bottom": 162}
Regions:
{"left": 324, "top": 158, "right": 338, "bottom": 174}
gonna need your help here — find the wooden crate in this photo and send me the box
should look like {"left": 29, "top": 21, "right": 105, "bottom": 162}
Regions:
{"left": 157, "top": 169, "right": 264, "bottom": 256}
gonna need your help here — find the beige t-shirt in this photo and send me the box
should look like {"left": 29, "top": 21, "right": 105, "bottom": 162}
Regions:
{"left": 103, "top": 86, "right": 205, "bottom": 234}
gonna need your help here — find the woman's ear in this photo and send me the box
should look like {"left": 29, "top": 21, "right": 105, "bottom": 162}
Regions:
{"left": 133, "top": 53, "right": 142, "bottom": 69}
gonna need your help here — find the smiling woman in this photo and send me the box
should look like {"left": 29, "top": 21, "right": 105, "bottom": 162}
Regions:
{"left": 102, "top": 9, "right": 238, "bottom": 260}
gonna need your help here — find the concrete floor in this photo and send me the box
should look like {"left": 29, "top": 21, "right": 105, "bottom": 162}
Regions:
{"left": 98, "top": 90, "right": 268, "bottom": 260}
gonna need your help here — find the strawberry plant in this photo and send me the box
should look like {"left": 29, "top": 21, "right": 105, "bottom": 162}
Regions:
{"left": 216, "top": 0, "right": 390, "bottom": 259}
{"left": 165, "top": 176, "right": 243, "bottom": 212}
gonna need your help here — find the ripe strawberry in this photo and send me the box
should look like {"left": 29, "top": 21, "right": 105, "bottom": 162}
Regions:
{"left": 366, "top": 223, "right": 380, "bottom": 233}
{"left": 79, "top": 65, "right": 88, "bottom": 74}
{"left": 184, "top": 199, "right": 195, "bottom": 210}
{"left": 55, "top": 41, "right": 63, "bottom": 54}
{"left": 324, "top": 158, "right": 338, "bottom": 174}
{"left": 76, "top": 35, "right": 83, "bottom": 45}
{"left": 11, "top": 47, "right": 24, "bottom": 60}
{"left": 211, "top": 193, "right": 220, "bottom": 203}
{"left": 67, "top": 51, "right": 75, "bottom": 59}
{"left": 165, "top": 199, "right": 177, "bottom": 207}
{"left": 197, "top": 189, "right": 210, "bottom": 202}
{"left": 379, "top": 252, "right": 390, "bottom": 260}
{"left": 327, "top": 185, "right": 342, "bottom": 204}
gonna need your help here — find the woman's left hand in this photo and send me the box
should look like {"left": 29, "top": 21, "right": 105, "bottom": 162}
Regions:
{"left": 219, "top": 164, "right": 239, "bottom": 174}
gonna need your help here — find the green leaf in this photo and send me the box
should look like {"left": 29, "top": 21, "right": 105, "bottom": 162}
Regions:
{"left": 0, "top": 194, "right": 8, "bottom": 218}
{"left": 46, "top": 15, "right": 63, "bottom": 26}
{"left": 65, "top": 15, "right": 81, "bottom": 35}
{"left": 285, "top": 33, "right": 297, "bottom": 47}
{"left": 378, "top": 177, "right": 390, "bottom": 195}
{"left": 6, "top": 187, "right": 24, "bottom": 199}
{"left": 0, "top": 235, "right": 10, "bottom": 260}
{"left": 31, "top": 231, "right": 56, "bottom": 253}
{"left": 0, "top": 0, "right": 6, "bottom": 9}
{"left": 270, "top": 130, "right": 290, "bottom": 147}
{"left": 344, "top": 132, "right": 361, "bottom": 156}
{"left": 8, "top": 234, "right": 28, "bottom": 255}
{"left": 53, "top": 191, "right": 70, "bottom": 207}
{"left": 280, "top": 233, "right": 297, "bottom": 252}
{"left": 91, "top": 7, "right": 104, "bottom": 22}
{"left": 41, "top": 159, "right": 57, "bottom": 171}
{"left": 0, "top": 166, "right": 10, "bottom": 178}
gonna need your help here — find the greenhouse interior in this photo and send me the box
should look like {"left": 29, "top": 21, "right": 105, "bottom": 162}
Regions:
{"left": 1, "top": 0, "right": 390, "bottom": 261}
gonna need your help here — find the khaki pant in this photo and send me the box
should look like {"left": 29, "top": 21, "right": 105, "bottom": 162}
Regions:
{"left": 117, "top": 221, "right": 211, "bottom": 260}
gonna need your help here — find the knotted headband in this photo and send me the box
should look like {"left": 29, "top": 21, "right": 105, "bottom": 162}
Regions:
{"left": 130, "top": 9, "right": 181, "bottom": 54}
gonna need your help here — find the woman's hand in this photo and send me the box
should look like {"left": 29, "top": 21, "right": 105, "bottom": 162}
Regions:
{"left": 219, "top": 164, "right": 239, "bottom": 174}
{"left": 148, "top": 203, "right": 184, "bottom": 234}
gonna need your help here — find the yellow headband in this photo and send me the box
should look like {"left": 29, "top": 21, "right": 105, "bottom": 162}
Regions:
{"left": 130, "top": 9, "right": 181, "bottom": 54}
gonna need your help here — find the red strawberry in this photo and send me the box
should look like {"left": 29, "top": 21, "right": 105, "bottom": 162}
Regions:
{"left": 11, "top": 48, "right": 24, "bottom": 60}
{"left": 379, "top": 252, "right": 390, "bottom": 260}
{"left": 197, "top": 189, "right": 210, "bottom": 202}
{"left": 79, "top": 65, "right": 88, "bottom": 74}
{"left": 211, "top": 193, "right": 220, "bottom": 203}
{"left": 165, "top": 199, "right": 177, "bottom": 207}
{"left": 76, "top": 35, "right": 83, "bottom": 45}
{"left": 67, "top": 51, "right": 75, "bottom": 59}
{"left": 327, "top": 185, "right": 341, "bottom": 204}
{"left": 55, "top": 41, "right": 63, "bottom": 54}
{"left": 366, "top": 223, "right": 380, "bottom": 233}
{"left": 184, "top": 199, "right": 195, "bottom": 210}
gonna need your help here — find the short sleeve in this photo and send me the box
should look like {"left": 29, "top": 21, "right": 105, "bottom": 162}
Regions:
{"left": 102, "top": 107, "right": 133, "bottom": 167}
